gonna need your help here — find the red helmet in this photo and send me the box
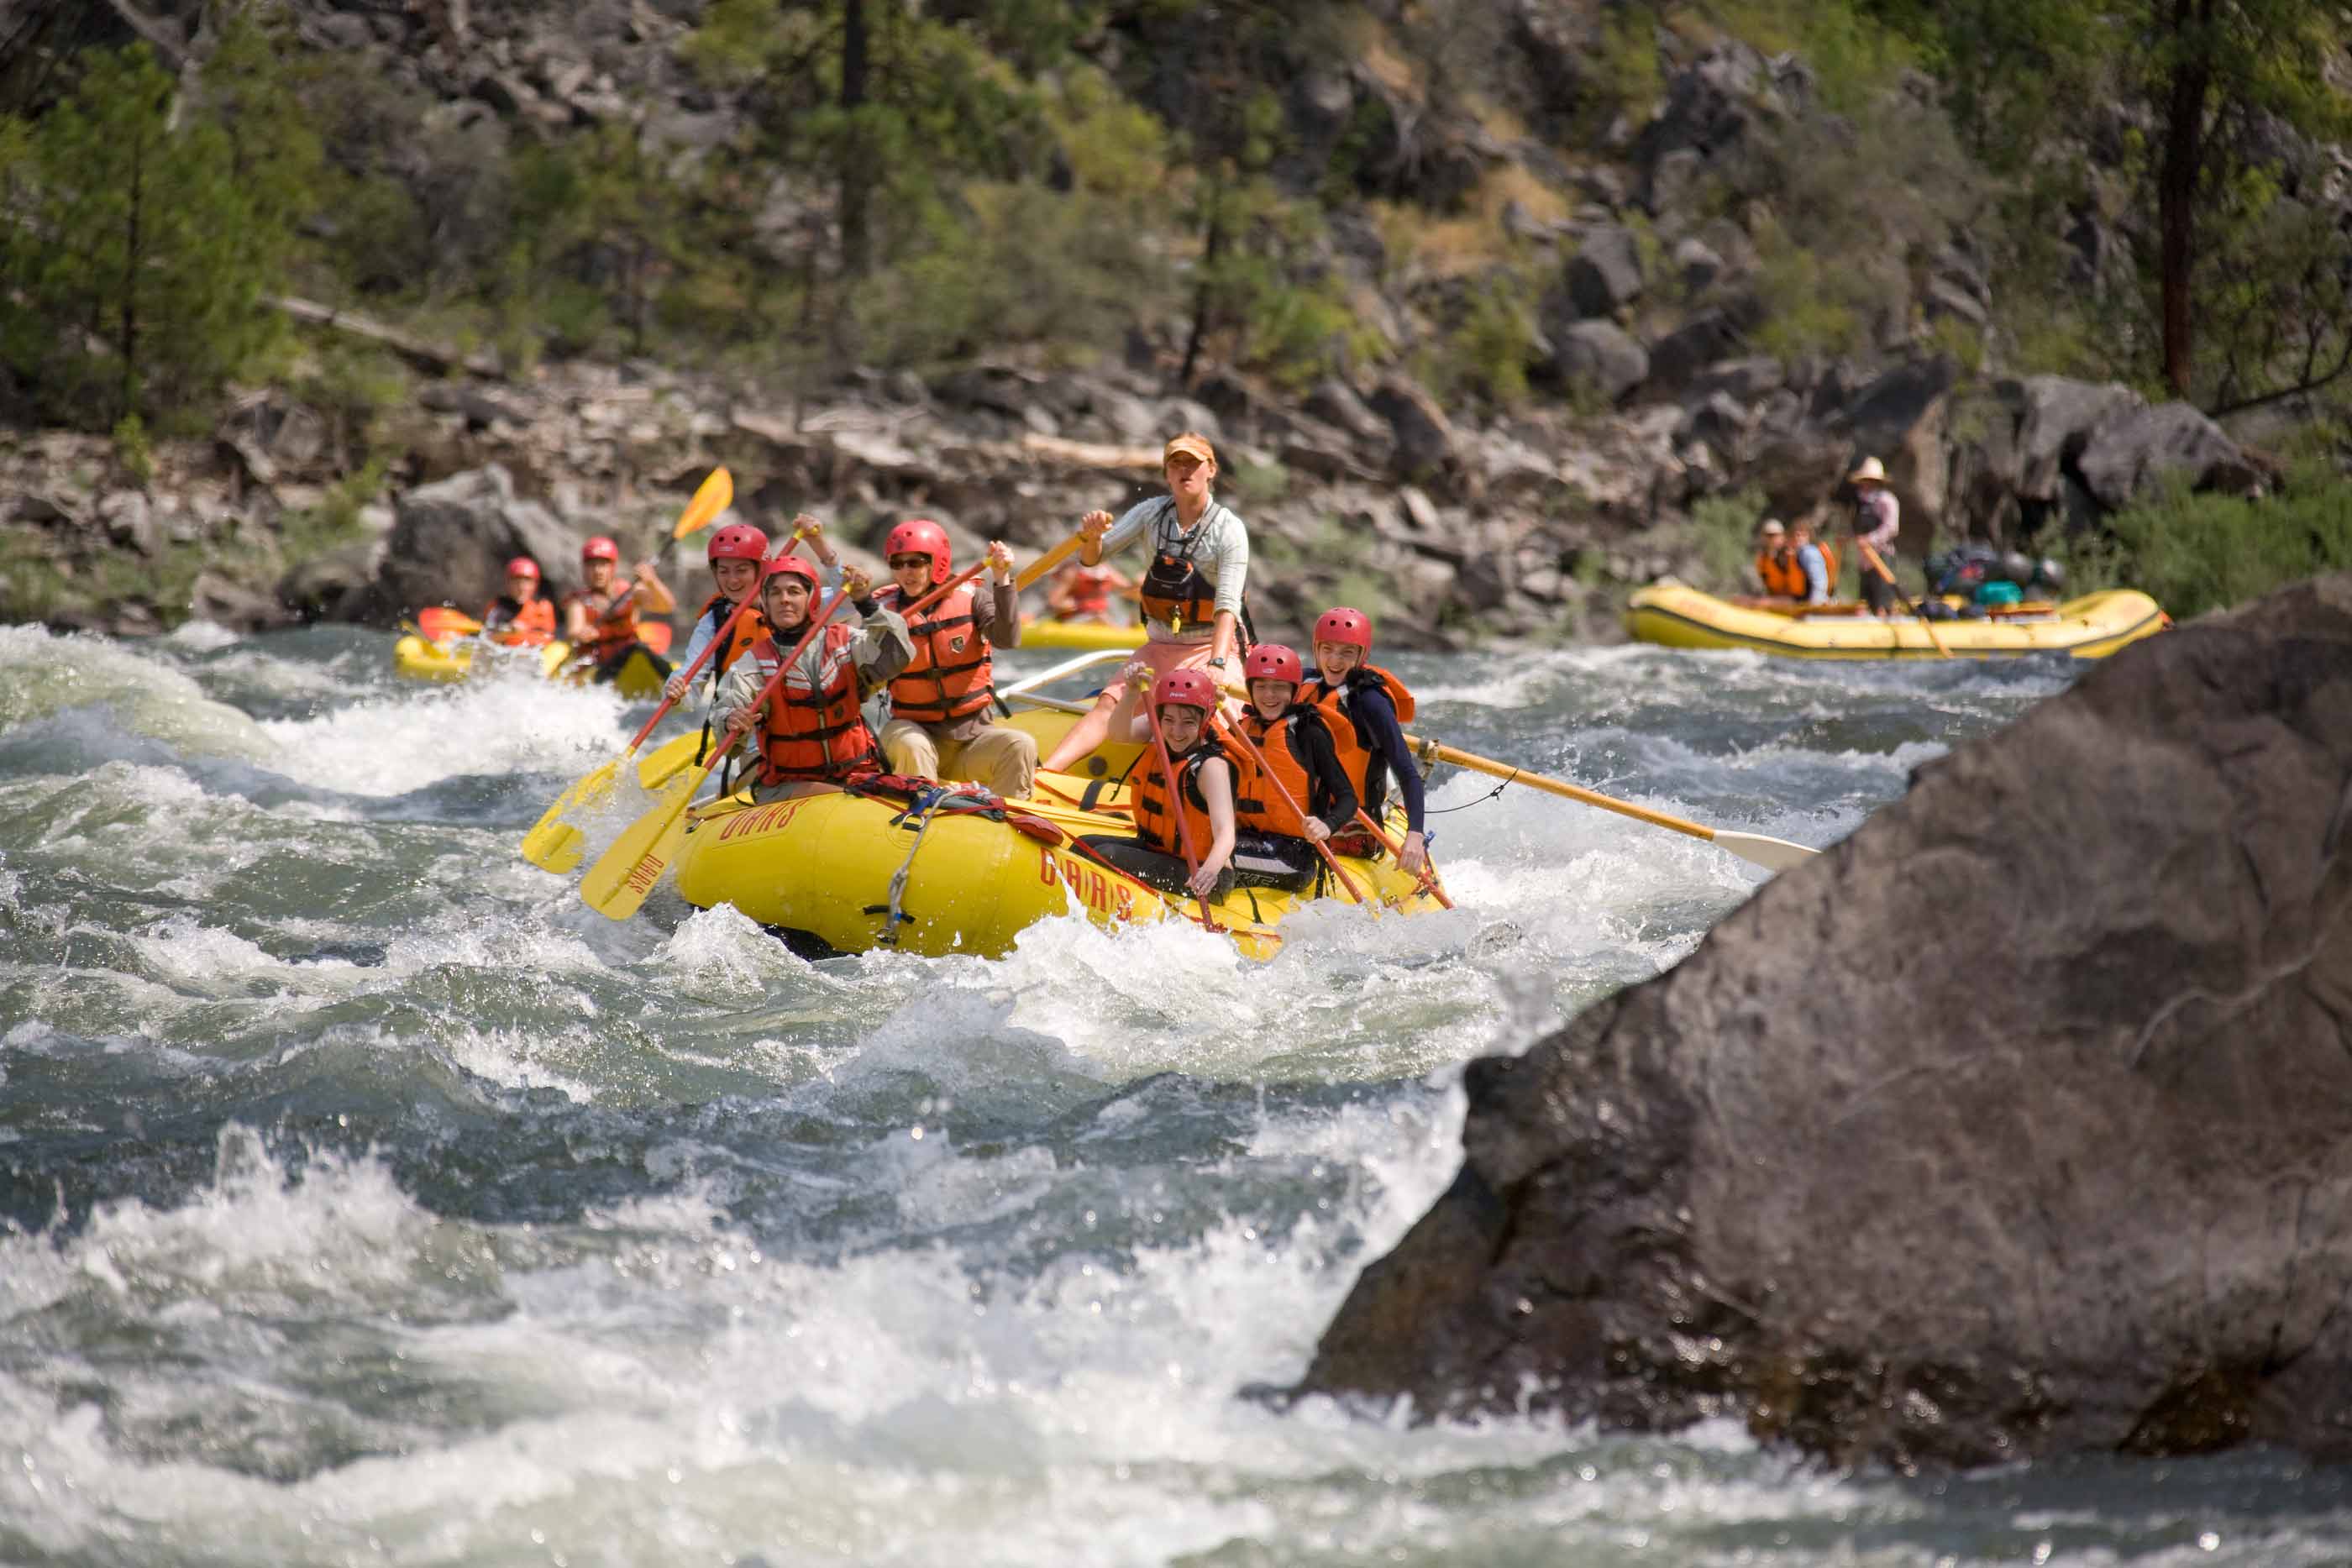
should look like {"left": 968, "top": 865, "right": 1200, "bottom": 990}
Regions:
{"left": 1313, "top": 606, "right": 1373, "bottom": 650}
{"left": 504, "top": 557, "right": 540, "bottom": 580}
{"left": 763, "top": 554, "right": 821, "bottom": 590}
{"left": 707, "top": 522, "right": 769, "bottom": 564}
{"left": 581, "top": 536, "right": 620, "bottom": 563}
{"left": 884, "top": 518, "right": 952, "bottom": 585}
{"left": 1152, "top": 668, "right": 1218, "bottom": 714}
{"left": 1242, "top": 643, "right": 1303, "bottom": 687}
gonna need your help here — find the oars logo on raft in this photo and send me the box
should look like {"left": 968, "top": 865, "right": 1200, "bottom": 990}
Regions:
{"left": 1039, "top": 846, "right": 1140, "bottom": 920}
{"left": 715, "top": 800, "right": 811, "bottom": 842}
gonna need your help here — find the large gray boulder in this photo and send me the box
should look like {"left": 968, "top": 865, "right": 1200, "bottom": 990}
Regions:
{"left": 2009, "top": 375, "right": 2147, "bottom": 503}
{"left": 2077, "top": 401, "right": 2266, "bottom": 511}
{"left": 1296, "top": 573, "right": 2352, "bottom": 1468}
{"left": 343, "top": 464, "right": 586, "bottom": 625}
{"left": 1552, "top": 321, "right": 1650, "bottom": 404}
{"left": 1565, "top": 224, "right": 1646, "bottom": 319}
{"left": 1367, "top": 374, "right": 1461, "bottom": 491}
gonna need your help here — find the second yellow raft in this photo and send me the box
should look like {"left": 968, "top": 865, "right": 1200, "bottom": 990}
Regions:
{"left": 1624, "top": 583, "right": 2168, "bottom": 659}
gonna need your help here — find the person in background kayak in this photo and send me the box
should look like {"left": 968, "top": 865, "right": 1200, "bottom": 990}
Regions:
{"left": 1849, "top": 456, "right": 1901, "bottom": 619}
{"left": 564, "top": 536, "right": 677, "bottom": 682}
{"left": 1040, "top": 432, "right": 1250, "bottom": 774}
{"left": 1045, "top": 558, "right": 1134, "bottom": 626}
{"left": 1788, "top": 519, "right": 1838, "bottom": 606}
{"left": 1298, "top": 607, "right": 1428, "bottom": 876}
{"left": 873, "top": 519, "right": 1037, "bottom": 801}
{"left": 481, "top": 557, "right": 557, "bottom": 646}
{"left": 1090, "top": 667, "right": 1237, "bottom": 899}
{"left": 711, "top": 556, "right": 911, "bottom": 803}
{"left": 1754, "top": 519, "right": 1798, "bottom": 597}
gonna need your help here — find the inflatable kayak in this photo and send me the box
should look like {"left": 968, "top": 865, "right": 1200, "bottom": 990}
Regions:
{"left": 1019, "top": 618, "right": 1147, "bottom": 651}
{"left": 1623, "top": 583, "right": 2169, "bottom": 659}
{"left": 393, "top": 627, "right": 674, "bottom": 699}
{"left": 667, "top": 709, "right": 1441, "bottom": 960}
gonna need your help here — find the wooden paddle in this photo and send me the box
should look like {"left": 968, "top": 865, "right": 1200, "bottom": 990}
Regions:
{"left": 1211, "top": 712, "right": 1373, "bottom": 906}
{"left": 1404, "top": 736, "right": 1818, "bottom": 874}
{"left": 1350, "top": 809, "right": 1453, "bottom": 910}
{"left": 1014, "top": 532, "right": 1086, "bottom": 594}
{"left": 579, "top": 588, "right": 857, "bottom": 920}
{"left": 1857, "top": 539, "right": 1953, "bottom": 658}
{"left": 417, "top": 606, "right": 483, "bottom": 641}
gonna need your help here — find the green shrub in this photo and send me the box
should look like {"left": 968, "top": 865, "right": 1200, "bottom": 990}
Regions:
{"left": 1692, "top": 487, "right": 1768, "bottom": 592}
{"left": 2049, "top": 465, "right": 2352, "bottom": 621}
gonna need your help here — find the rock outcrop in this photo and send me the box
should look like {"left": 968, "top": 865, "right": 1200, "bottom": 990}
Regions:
{"left": 1294, "top": 573, "right": 2352, "bottom": 1467}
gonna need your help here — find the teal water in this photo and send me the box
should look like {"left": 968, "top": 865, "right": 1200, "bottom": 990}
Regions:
{"left": 3, "top": 621, "right": 2339, "bottom": 1566}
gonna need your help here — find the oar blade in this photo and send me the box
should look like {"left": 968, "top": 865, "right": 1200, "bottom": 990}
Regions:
{"left": 671, "top": 468, "right": 734, "bottom": 539}
{"left": 635, "top": 731, "right": 703, "bottom": 790}
{"left": 578, "top": 772, "right": 697, "bottom": 920}
{"left": 1712, "top": 830, "right": 1819, "bottom": 873}
{"left": 417, "top": 606, "right": 481, "bottom": 641}
{"left": 518, "top": 758, "right": 622, "bottom": 869}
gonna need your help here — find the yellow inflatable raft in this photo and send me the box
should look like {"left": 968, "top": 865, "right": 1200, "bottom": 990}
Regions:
{"left": 1624, "top": 583, "right": 2169, "bottom": 659}
{"left": 392, "top": 636, "right": 670, "bottom": 699}
{"left": 666, "top": 709, "right": 1441, "bottom": 960}
{"left": 1018, "top": 618, "right": 1147, "bottom": 651}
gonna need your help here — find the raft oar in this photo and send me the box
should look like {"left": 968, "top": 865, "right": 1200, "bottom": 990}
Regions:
{"left": 417, "top": 606, "right": 484, "bottom": 641}
{"left": 672, "top": 467, "right": 734, "bottom": 539}
{"left": 520, "top": 517, "right": 780, "bottom": 871}
{"left": 579, "top": 590, "right": 857, "bottom": 920}
{"left": 1350, "top": 809, "right": 1453, "bottom": 910}
{"left": 1142, "top": 702, "right": 1225, "bottom": 933}
{"left": 1858, "top": 539, "right": 1953, "bottom": 658}
{"left": 1014, "top": 532, "right": 1086, "bottom": 593}
{"left": 1212, "top": 713, "right": 1373, "bottom": 907}
{"left": 1404, "top": 736, "right": 1818, "bottom": 874}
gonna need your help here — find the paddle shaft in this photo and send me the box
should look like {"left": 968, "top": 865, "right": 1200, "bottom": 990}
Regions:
{"left": 1858, "top": 539, "right": 1953, "bottom": 658}
{"left": 1214, "top": 714, "right": 1371, "bottom": 905}
{"left": 1351, "top": 810, "right": 1453, "bottom": 910}
{"left": 1407, "top": 736, "right": 1725, "bottom": 847}
{"left": 1015, "top": 533, "right": 1085, "bottom": 594}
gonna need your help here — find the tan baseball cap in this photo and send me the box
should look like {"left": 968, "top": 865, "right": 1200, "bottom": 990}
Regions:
{"left": 1163, "top": 433, "right": 1216, "bottom": 467}
{"left": 1759, "top": 518, "right": 1786, "bottom": 536}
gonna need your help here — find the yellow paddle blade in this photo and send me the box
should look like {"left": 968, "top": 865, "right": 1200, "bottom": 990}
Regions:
{"left": 635, "top": 730, "right": 704, "bottom": 790}
{"left": 579, "top": 771, "right": 698, "bottom": 920}
{"left": 671, "top": 468, "right": 734, "bottom": 540}
{"left": 519, "top": 757, "right": 622, "bottom": 869}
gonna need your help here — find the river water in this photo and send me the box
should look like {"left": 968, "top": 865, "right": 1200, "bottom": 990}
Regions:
{"left": 3, "top": 622, "right": 2344, "bottom": 1566}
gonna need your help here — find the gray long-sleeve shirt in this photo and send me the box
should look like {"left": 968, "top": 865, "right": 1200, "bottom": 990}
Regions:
{"left": 1099, "top": 496, "right": 1250, "bottom": 643}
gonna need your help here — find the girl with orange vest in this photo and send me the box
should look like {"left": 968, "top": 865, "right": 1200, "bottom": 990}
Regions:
{"left": 664, "top": 520, "right": 777, "bottom": 705}
{"left": 1225, "top": 643, "right": 1358, "bottom": 876}
{"left": 563, "top": 535, "right": 678, "bottom": 681}
{"left": 1298, "top": 606, "right": 1428, "bottom": 875}
{"left": 873, "top": 519, "right": 1037, "bottom": 800}
{"left": 710, "top": 557, "right": 912, "bottom": 803}
{"left": 481, "top": 557, "right": 558, "bottom": 646}
{"left": 1095, "top": 667, "right": 1237, "bottom": 899}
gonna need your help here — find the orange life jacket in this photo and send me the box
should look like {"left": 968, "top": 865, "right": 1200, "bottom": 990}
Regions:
{"left": 696, "top": 592, "right": 769, "bottom": 680}
{"left": 1231, "top": 706, "right": 1334, "bottom": 840}
{"left": 1137, "top": 503, "right": 1221, "bottom": 632}
{"left": 1060, "top": 564, "right": 1117, "bottom": 618}
{"left": 566, "top": 585, "right": 641, "bottom": 660}
{"left": 482, "top": 595, "right": 557, "bottom": 647}
{"left": 1301, "top": 664, "right": 1415, "bottom": 821}
{"left": 1757, "top": 542, "right": 1838, "bottom": 599}
{"left": 878, "top": 580, "right": 995, "bottom": 725}
{"left": 746, "top": 624, "right": 879, "bottom": 784}
{"left": 1132, "top": 737, "right": 1231, "bottom": 861}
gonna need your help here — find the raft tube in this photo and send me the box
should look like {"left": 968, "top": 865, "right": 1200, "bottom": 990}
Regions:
{"left": 1623, "top": 583, "right": 2168, "bottom": 659}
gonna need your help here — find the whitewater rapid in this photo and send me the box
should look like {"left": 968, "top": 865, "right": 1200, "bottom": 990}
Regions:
{"left": 6, "top": 623, "right": 2339, "bottom": 1565}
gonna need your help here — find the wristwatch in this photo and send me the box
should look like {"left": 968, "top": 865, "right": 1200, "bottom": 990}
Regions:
{"left": 1207, "top": 656, "right": 1227, "bottom": 669}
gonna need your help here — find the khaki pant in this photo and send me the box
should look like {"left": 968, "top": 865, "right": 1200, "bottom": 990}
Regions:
{"left": 879, "top": 717, "right": 1039, "bottom": 801}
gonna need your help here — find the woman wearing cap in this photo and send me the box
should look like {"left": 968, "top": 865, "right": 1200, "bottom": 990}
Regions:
{"left": 481, "top": 558, "right": 557, "bottom": 646}
{"left": 1299, "top": 608, "right": 1427, "bottom": 876}
{"left": 1848, "top": 457, "right": 1901, "bottom": 619}
{"left": 711, "top": 557, "right": 911, "bottom": 804}
{"left": 564, "top": 536, "right": 678, "bottom": 681}
{"left": 873, "top": 518, "right": 1037, "bottom": 801}
{"left": 1039, "top": 432, "right": 1251, "bottom": 774}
